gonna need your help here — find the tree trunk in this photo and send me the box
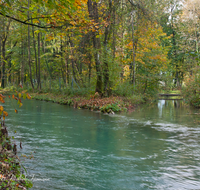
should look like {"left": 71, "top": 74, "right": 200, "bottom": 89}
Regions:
{"left": 88, "top": 52, "right": 92, "bottom": 85}
{"left": 27, "top": 0, "right": 34, "bottom": 90}
{"left": 65, "top": 54, "right": 69, "bottom": 86}
{"left": 31, "top": 25, "right": 38, "bottom": 84}
{"left": 37, "top": 28, "right": 41, "bottom": 89}
{"left": 37, "top": 10, "right": 41, "bottom": 90}
{"left": 0, "top": 34, "right": 1, "bottom": 80}
{"left": 1, "top": 18, "right": 11, "bottom": 88}
{"left": 87, "top": 0, "right": 103, "bottom": 95}
{"left": 60, "top": 38, "right": 66, "bottom": 84}
{"left": 2, "top": 39, "right": 6, "bottom": 88}
{"left": 21, "top": 24, "right": 25, "bottom": 86}
{"left": 8, "top": 59, "right": 11, "bottom": 83}
{"left": 103, "top": 25, "right": 110, "bottom": 96}
{"left": 131, "top": 11, "right": 136, "bottom": 89}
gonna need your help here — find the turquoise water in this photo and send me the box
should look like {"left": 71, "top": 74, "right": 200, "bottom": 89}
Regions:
{"left": 5, "top": 99, "right": 200, "bottom": 189}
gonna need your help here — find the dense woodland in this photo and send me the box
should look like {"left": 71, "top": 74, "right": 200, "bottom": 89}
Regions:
{"left": 0, "top": 0, "right": 199, "bottom": 102}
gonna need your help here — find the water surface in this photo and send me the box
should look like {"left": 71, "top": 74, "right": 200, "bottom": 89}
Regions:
{"left": 5, "top": 99, "right": 200, "bottom": 189}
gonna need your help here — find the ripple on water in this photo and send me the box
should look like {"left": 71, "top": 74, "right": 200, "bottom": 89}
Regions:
{"left": 5, "top": 99, "right": 200, "bottom": 190}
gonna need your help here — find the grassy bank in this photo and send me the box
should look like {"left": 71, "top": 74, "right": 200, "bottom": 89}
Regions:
{"left": 1, "top": 86, "right": 153, "bottom": 113}
{"left": 29, "top": 91, "right": 146, "bottom": 114}
{"left": 0, "top": 127, "right": 32, "bottom": 189}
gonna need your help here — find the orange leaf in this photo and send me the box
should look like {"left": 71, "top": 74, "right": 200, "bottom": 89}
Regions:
{"left": 15, "top": 109, "right": 18, "bottom": 114}
{"left": 0, "top": 106, "right": 3, "bottom": 112}
{"left": 0, "top": 94, "right": 5, "bottom": 98}
{"left": 3, "top": 115, "right": 5, "bottom": 120}
{"left": 1, "top": 100, "right": 5, "bottom": 103}
{"left": 12, "top": 94, "right": 15, "bottom": 99}
{"left": 3, "top": 111, "right": 8, "bottom": 117}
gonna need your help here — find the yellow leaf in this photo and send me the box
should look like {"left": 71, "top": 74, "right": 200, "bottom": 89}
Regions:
{"left": 18, "top": 93, "right": 21, "bottom": 98}
{"left": 0, "top": 106, "right": 3, "bottom": 112}
{"left": 27, "top": 93, "right": 31, "bottom": 100}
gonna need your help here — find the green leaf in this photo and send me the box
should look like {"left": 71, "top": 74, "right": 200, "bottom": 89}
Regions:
{"left": 23, "top": 93, "right": 27, "bottom": 100}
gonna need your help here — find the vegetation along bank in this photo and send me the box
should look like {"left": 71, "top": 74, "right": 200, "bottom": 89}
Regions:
{"left": 0, "top": 0, "right": 199, "bottom": 109}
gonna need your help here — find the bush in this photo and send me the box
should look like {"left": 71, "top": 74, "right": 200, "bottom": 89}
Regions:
{"left": 112, "top": 82, "right": 134, "bottom": 96}
{"left": 182, "top": 73, "right": 200, "bottom": 107}
{"left": 100, "top": 103, "right": 121, "bottom": 113}
{"left": 126, "top": 94, "right": 145, "bottom": 105}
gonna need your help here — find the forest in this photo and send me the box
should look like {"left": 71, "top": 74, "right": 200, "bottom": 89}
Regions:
{"left": 0, "top": 0, "right": 200, "bottom": 106}
{"left": 1, "top": 1, "right": 200, "bottom": 189}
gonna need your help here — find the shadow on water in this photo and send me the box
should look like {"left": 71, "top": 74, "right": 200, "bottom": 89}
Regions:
{"left": 4, "top": 99, "right": 200, "bottom": 190}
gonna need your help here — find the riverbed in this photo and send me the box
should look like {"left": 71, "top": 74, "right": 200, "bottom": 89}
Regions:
{"left": 4, "top": 99, "right": 200, "bottom": 189}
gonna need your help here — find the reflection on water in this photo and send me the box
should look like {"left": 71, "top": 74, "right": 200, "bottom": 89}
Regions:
{"left": 4, "top": 99, "right": 200, "bottom": 190}
{"left": 158, "top": 100, "right": 165, "bottom": 118}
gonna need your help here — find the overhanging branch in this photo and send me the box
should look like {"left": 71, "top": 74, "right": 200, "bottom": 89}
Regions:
{"left": 0, "top": 12, "right": 72, "bottom": 29}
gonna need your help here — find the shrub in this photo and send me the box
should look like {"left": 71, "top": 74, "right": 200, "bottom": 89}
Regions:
{"left": 100, "top": 103, "right": 121, "bottom": 113}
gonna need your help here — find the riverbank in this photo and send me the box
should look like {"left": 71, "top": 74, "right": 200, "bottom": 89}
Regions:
{"left": 0, "top": 90, "right": 32, "bottom": 189}
{"left": 29, "top": 91, "right": 145, "bottom": 114}
{"left": 0, "top": 88, "right": 184, "bottom": 113}
{"left": 0, "top": 88, "right": 152, "bottom": 113}
{"left": 0, "top": 125, "right": 32, "bottom": 189}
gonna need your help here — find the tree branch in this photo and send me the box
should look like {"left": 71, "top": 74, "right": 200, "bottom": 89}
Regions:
{"left": 0, "top": 12, "right": 72, "bottom": 29}
{"left": 23, "top": 16, "right": 53, "bottom": 23}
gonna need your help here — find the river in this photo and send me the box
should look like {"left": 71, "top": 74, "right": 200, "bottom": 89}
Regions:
{"left": 4, "top": 99, "right": 200, "bottom": 189}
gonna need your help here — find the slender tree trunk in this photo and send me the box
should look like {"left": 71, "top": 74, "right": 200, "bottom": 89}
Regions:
{"left": 37, "top": 10, "right": 41, "bottom": 90}
{"left": 131, "top": 11, "right": 136, "bottom": 89}
{"left": 103, "top": 25, "right": 110, "bottom": 96}
{"left": 172, "top": 29, "right": 179, "bottom": 87}
{"left": 65, "top": 37, "right": 69, "bottom": 86}
{"left": 8, "top": 59, "right": 11, "bottom": 83}
{"left": 112, "top": 5, "right": 116, "bottom": 59}
{"left": 60, "top": 38, "right": 66, "bottom": 84}
{"left": 69, "top": 36, "right": 78, "bottom": 84}
{"left": 21, "top": 24, "right": 25, "bottom": 86}
{"left": 28, "top": 0, "right": 34, "bottom": 90}
{"left": 0, "top": 35, "right": 2, "bottom": 80}
{"left": 1, "top": 18, "right": 11, "bottom": 88}
{"left": 2, "top": 39, "right": 6, "bottom": 88}
{"left": 88, "top": 52, "right": 92, "bottom": 85}
{"left": 131, "top": 12, "right": 135, "bottom": 86}
{"left": 37, "top": 28, "right": 41, "bottom": 89}
{"left": 65, "top": 54, "right": 69, "bottom": 86}
{"left": 31, "top": 25, "right": 38, "bottom": 84}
